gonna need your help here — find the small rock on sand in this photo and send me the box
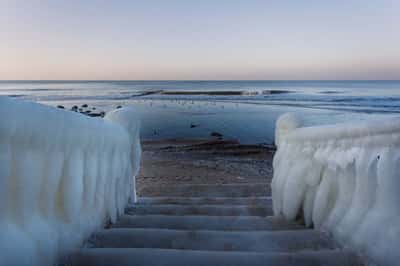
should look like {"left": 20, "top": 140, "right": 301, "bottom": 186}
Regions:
{"left": 211, "top": 132, "right": 223, "bottom": 138}
{"left": 88, "top": 113, "right": 102, "bottom": 117}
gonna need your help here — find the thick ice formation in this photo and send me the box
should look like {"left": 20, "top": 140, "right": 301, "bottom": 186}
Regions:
{"left": 272, "top": 113, "right": 400, "bottom": 266}
{"left": 104, "top": 107, "right": 142, "bottom": 203}
{"left": 0, "top": 97, "right": 141, "bottom": 266}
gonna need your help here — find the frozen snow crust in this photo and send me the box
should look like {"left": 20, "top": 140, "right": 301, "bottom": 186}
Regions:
{"left": 0, "top": 97, "right": 141, "bottom": 266}
{"left": 272, "top": 113, "right": 400, "bottom": 266}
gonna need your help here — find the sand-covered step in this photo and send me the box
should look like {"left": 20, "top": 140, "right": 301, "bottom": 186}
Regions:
{"left": 66, "top": 248, "right": 363, "bottom": 266}
{"left": 125, "top": 204, "right": 272, "bottom": 216}
{"left": 112, "top": 214, "right": 304, "bottom": 231}
{"left": 139, "top": 183, "right": 270, "bottom": 197}
{"left": 88, "top": 228, "right": 337, "bottom": 252}
{"left": 136, "top": 196, "right": 272, "bottom": 205}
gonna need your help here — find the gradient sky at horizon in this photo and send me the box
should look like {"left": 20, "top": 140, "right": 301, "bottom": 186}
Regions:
{"left": 1, "top": 0, "right": 399, "bottom": 80}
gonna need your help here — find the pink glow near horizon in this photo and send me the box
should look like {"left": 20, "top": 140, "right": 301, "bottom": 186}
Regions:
{"left": 1, "top": 0, "right": 399, "bottom": 80}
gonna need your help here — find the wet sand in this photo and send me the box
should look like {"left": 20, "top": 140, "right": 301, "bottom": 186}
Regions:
{"left": 136, "top": 138, "right": 276, "bottom": 196}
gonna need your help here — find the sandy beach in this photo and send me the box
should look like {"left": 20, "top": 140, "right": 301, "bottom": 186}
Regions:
{"left": 136, "top": 138, "right": 275, "bottom": 197}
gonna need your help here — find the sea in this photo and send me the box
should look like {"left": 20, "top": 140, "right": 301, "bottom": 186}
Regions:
{"left": 1, "top": 80, "right": 399, "bottom": 144}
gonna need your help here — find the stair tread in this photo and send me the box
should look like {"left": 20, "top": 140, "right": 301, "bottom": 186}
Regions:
{"left": 139, "top": 183, "right": 270, "bottom": 197}
{"left": 66, "top": 248, "right": 363, "bottom": 266}
{"left": 113, "top": 214, "right": 305, "bottom": 231}
{"left": 88, "top": 228, "right": 337, "bottom": 252}
{"left": 125, "top": 204, "right": 272, "bottom": 216}
{"left": 136, "top": 196, "right": 272, "bottom": 205}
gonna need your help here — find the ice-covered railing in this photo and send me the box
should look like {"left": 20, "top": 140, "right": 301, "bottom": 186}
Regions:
{"left": 272, "top": 113, "right": 400, "bottom": 266}
{"left": 0, "top": 97, "right": 141, "bottom": 266}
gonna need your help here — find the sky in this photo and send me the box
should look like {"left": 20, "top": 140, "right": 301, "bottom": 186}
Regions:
{"left": 1, "top": 0, "right": 399, "bottom": 80}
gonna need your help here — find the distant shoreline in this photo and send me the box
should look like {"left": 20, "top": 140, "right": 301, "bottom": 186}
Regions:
{"left": 160, "top": 90, "right": 290, "bottom": 96}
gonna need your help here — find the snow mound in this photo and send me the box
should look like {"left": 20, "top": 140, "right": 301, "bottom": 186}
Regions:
{"left": 272, "top": 113, "right": 400, "bottom": 266}
{"left": 0, "top": 97, "right": 141, "bottom": 266}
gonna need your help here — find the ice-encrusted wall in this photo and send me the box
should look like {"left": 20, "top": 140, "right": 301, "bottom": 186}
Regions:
{"left": 0, "top": 97, "right": 141, "bottom": 266}
{"left": 272, "top": 113, "right": 400, "bottom": 266}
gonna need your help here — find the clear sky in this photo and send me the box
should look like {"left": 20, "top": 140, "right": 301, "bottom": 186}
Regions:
{"left": 1, "top": 0, "right": 399, "bottom": 80}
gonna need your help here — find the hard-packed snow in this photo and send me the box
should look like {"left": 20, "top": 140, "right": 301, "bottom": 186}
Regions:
{"left": 0, "top": 97, "right": 141, "bottom": 266}
{"left": 272, "top": 113, "right": 400, "bottom": 266}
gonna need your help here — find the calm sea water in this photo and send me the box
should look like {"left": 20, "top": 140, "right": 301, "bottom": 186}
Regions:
{"left": 1, "top": 80, "right": 399, "bottom": 144}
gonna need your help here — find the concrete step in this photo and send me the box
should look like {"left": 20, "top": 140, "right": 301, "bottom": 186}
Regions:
{"left": 112, "top": 215, "right": 304, "bottom": 231}
{"left": 136, "top": 196, "right": 272, "bottom": 205}
{"left": 88, "top": 228, "right": 337, "bottom": 252}
{"left": 139, "top": 183, "right": 270, "bottom": 197}
{"left": 66, "top": 248, "right": 363, "bottom": 266}
{"left": 125, "top": 204, "right": 272, "bottom": 216}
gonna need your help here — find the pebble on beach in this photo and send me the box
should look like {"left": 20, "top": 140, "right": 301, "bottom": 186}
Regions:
{"left": 211, "top": 131, "right": 223, "bottom": 138}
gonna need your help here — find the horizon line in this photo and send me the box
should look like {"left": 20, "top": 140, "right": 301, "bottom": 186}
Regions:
{"left": 1, "top": 79, "right": 400, "bottom": 82}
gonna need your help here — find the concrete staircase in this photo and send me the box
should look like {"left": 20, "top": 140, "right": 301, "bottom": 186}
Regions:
{"left": 65, "top": 183, "right": 363, "bottom": 266}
